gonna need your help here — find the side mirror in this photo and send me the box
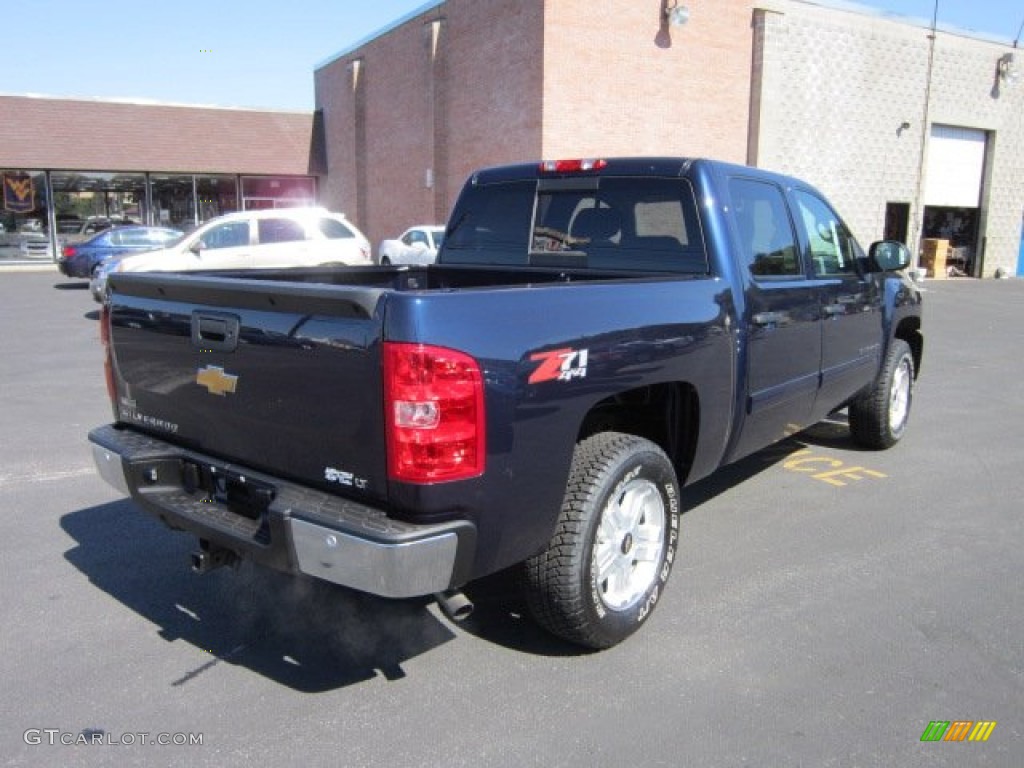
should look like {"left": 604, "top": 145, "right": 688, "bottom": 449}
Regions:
{"left": 868, "top": 240, "right": 911, "bottom": 272}
{"left": 189, "top": 239, "right": 206, "bottom": 255}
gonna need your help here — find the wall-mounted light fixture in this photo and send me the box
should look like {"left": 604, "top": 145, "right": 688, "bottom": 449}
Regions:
{"left": 997, "top": 52, "right": 1019, "bottom": 85}
{"left": 665, "top": 0, "right": 690, "bottom": 27}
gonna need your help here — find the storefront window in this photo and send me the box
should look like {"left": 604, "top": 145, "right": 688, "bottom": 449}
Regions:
{"left": 50, "top": 171, "right": 146, "bottom": 224}
{"left": 1, "top": 170, "right": 49, "bottom": 260}
{"left": 241, "top": 176, "right": 315, "bottom": 210}
{"left": 1, "top": 170, "right": 315, "bottom": 262}
{"left": 196, "top": 175, "right": 239, "bottom": 223}
{"left": 150, "top": 174, "right": 198, "bottom": 231}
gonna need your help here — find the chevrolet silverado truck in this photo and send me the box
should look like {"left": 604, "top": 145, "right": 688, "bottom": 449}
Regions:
{"left": 89, "top": 158, "right": 922, "bottom": 649}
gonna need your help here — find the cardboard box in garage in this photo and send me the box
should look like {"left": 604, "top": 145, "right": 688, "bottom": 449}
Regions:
{"left": 920, "top": 238, "right": 948, "bottom": 280}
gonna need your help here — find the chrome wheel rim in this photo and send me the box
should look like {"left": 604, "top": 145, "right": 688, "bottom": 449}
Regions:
{"left": 889, "top": 357, "right": 912, "bottom": 433}
{"left": 593, "top": 477, "right": 666, "bottom": 612}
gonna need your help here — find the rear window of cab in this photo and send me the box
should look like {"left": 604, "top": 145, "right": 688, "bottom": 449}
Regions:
{"left": 442, "top": 177, "right": 708, "bottom": 274}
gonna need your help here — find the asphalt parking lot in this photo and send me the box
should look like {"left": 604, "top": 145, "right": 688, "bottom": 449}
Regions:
{"left": 1, "top": 270, "right": 1021, "bottom": 767}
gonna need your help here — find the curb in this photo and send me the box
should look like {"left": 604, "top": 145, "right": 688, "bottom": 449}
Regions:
{"left": 0, "top": 262, "right": 59, "bottom": 273}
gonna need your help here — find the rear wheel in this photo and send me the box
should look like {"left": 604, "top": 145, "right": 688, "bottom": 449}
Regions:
{"left": 522, "top": 432, "right": 681, "bottom": 649}
{"left": 849, "top": 338, "right": 915, "bottom": 449}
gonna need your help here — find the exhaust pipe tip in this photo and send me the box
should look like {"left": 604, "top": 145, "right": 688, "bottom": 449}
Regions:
{"left": 435, "top": 589, "right": 474, "bottom": 622}
{"left": 191, "top": 539, "right": 238, "bottom": 574}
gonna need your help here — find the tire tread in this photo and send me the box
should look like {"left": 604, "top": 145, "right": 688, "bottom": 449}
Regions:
{"left": 849, "top": 338, "right": 914, "bottom": 449}
{"left": 523, "top": 432, "right": 671, "bottom": 649}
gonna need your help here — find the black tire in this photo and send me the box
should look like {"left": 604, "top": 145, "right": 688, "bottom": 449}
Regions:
{"left": 522, "top": 432, "right": 681, "bottom": 649}
{"left": 848, "top": 338, "right": 915, "bottom": 449}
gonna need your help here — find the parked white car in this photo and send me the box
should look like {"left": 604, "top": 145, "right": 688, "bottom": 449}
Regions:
{"left": 115, "top": 208, "right": 371, "bottom": 277}
{"left": 378, "top": 225, "right": 445, "bottom": 265}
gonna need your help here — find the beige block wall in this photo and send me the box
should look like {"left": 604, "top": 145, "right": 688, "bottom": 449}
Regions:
{"left": 753, "top": 0, "right": 1024, "bottom": 276}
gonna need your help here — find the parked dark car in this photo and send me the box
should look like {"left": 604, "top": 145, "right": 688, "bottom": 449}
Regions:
{"left": 57, "top": 226, "right": 183, "bottom": 278}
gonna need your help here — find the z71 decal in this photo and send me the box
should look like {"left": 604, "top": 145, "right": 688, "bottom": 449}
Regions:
{"left": 528, "top": 347, "right": 589, "bottom": 384}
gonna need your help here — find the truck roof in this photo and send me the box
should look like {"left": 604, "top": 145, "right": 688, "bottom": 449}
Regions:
{"left": 467, "top": 157, "right": 817, "bottom": 194}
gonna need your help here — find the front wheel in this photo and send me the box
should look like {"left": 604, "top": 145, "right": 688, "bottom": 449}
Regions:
{"left": 522, "top": 432, "right": 681, "bottom": 649}
{"left": 848, "top": 338, "right": 915, "bottom": 449}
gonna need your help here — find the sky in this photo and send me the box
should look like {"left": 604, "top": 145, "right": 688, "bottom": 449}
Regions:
{"left": 2, "top": 0, "right": 1022, "bottom": 112}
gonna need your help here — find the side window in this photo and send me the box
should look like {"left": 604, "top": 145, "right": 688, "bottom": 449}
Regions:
{"left": 793, "top": 191, "right": 861, "bottom": 276}
{"left": 409, "top": 230, "right": 428, "bottom": 246}
{"left": 258, "top": 217, "right": 308, "bottom": 244}
{"left": 202, "top": 221, "right": 250, "bottom": 250}
{"left": 318, "top": 218, "right": 354, "bottom": 239}
{"left": 729, "top": 178, "right": 801, "bottom": 278}
{"left": 118, "top": 230, "right": 150, "bottom": 246}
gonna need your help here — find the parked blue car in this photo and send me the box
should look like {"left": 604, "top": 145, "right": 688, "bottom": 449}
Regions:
{"left": 57, "top": 226, "right": 184, "bottom": 279}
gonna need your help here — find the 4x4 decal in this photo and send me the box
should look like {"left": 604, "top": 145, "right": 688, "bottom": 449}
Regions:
{"left": 528, "top": 348, "right": 589, "bottom": 383}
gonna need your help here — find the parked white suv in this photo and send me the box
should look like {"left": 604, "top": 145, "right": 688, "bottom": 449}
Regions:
{"left": 115, "top": 208, "right": 371, "bottom": 275}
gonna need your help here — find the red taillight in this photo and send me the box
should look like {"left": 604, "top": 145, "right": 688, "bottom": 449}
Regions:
{"left": 100, "top": 304, "right": 116, "bottom": 404}
{"left": 63, "top": 244, "right": 78, "bottom": 258}
{"left": 384, "top": 342, "right": 486, "bottom": 484}
{"left": 539, "top": 158, "right": 608, "bottom": 173}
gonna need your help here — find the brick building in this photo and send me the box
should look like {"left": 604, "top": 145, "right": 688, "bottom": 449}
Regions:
{"left": 314, "top": 0, "right": 1024, "bottom": 277}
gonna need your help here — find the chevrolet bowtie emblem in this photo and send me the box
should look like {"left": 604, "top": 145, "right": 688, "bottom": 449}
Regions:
{"left": 196, "top": 365, "right": 238, "bottom": 396}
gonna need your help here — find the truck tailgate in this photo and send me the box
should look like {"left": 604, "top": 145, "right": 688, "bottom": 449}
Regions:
{"left": 106, "top": 273, "right": 389, "bottom": 502}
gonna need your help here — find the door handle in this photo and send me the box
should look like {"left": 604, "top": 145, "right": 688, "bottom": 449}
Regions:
{"left": 752, "top": 311, "right": 785, "bottom": 326}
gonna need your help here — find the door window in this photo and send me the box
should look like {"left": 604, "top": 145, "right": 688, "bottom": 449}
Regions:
{"left": 258, "top": 217, "right": 308, "bottom": 244}
{"left": 110, "top": 230, "right": 137, "bottom": 246}
{"left": 728, "top": 178, "right": 801, "bottom": 278}
{"left": 318, "top": 218, "right": 355, "bottom": 239}
{"left": 793, "top": 191, "right": 861, "bottom": 276}
{"left": 201, "top": 221, "right": 249, "bottom": 249}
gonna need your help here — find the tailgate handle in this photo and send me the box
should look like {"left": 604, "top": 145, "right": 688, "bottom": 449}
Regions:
{"left": 191, "top": 312, "right": 240, "bottom": 352}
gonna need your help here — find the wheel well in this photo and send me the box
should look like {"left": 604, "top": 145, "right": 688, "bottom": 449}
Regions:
{"left": 895, "top": 317, "right": 923, "bottom": 377}
{"left": 577, "top": 383, "right": 699, "bottom": 483}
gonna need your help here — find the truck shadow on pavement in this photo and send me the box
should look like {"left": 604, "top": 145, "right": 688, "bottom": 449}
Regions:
{"left": 61, "top": 500, "right": 456, "bottom": 692}
{"left": 61, "top": 421, "right": 865, "bottom": 675}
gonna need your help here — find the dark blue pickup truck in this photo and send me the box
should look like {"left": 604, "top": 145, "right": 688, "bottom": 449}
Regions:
{"left": 89, "top": 157, "right": 922, "bottom": 648}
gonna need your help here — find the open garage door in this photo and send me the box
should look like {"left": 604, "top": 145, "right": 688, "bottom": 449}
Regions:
{"left": 921, "top": 125, "right": 987, "bottom": 277}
